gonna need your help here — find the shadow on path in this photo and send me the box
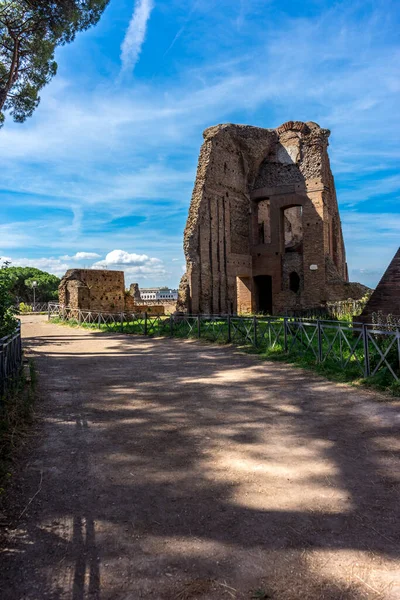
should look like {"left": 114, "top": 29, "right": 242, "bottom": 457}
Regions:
{"left": 0, "top": 321, "right": 399, "bottom": 599}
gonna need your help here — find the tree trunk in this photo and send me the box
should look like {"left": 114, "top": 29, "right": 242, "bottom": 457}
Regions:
{"left": 0, "top": 36, "right": 20, "bottom": 112}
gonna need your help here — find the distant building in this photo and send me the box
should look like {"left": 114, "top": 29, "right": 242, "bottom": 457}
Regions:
{"left": 140, "top": 287, "right": 178, "bottom": 301}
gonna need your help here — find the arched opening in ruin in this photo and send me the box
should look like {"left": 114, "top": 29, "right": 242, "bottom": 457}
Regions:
{"left": 289, "top": 271, "right": 300, "bottom": 293}
{"left": 254, "top": 275, "right": 273, "bottom": 314}
{"left": 257, "top": 199, "right": 271, "bottom": 244}
{"left": 283, "top": 205, "right": 303, "bottom": 253}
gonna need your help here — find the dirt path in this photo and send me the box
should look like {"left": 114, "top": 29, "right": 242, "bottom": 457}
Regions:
{"left": 0, "top": 315, "right": 399, "bottom": 600}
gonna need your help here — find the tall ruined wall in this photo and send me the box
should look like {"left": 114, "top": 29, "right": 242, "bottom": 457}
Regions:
{"left": 183, "top": 121, "right": 359, "bottom": 315}
{"left": 184, "top": 124, "right": 278, "bottom": 314}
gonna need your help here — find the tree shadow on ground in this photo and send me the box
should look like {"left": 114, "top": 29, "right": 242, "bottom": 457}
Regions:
{"left": 1, "top": 327, "right": 399, "bottom": 599}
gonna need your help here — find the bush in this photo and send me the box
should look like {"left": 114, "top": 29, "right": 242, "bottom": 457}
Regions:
{"left": 19, "top": 302, "right": 33, "bottom": 314}
{"left": 0, "top": 261, "right": 17, "bottom": 338}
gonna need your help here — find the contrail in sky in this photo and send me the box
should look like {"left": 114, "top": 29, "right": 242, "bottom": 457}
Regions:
{"left": 120, "top": 0, "right": 154, "bottom": 74}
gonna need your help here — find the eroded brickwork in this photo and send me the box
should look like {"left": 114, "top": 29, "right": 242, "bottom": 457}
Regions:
{"left": 182, "top": 121, "right": 366, "bottom": 314}
{"left": 359, "top": 247, "right": 400, "bottom": 322}
{"left": 59, "top": 271, "right": 171, "bottom": 314}
{"left": 59, "top": 269, "right": 125, "bottom": 312}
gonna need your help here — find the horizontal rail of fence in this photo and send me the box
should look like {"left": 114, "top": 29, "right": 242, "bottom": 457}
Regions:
{"left": 16, "top": 302, "right": 50, "bottom": 313}
{"left": 0, "top": 322, "right": 23, "bottom": 399}
{"left": 48, "top": 304, "right": 400, "bottom": 384}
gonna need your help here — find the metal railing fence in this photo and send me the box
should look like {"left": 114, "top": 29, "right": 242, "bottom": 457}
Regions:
{"left": 17, "top": 302, "right": 50, "bottom": 313}
{"left": 0, "top": 322, "right": 23, "bottom": 399}
{"left": 48, "top": 304, "right": 400, "bottom": 384}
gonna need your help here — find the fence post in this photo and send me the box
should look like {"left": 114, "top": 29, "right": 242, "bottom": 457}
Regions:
{"left": 98, "top": 313, "right": 101, "bottom": 329}
{"left": 197, "top": 315, "right": 201, "bottom": 338}
{"left": 0, "top": 344, "right": 4, "bottom": 398}
{"left": 362, "top": 323, "right": 371, "bottom": 378}
{"left": 253, "top": 315, "right": 258, "bottom": 347}
{"left": 144, "top": 312, "right": 148, "bottom": 336}
{"left": 120, "top": 313, "right": 124, "bottom": 332}
{"left": 284, "top": 317, "right": 288, "bottom": 352}
{"left": 170, "top": 314, "right": 174, "bottom": 337}
{"left": 317, "top": 319, "right": 323, "bottom": 363}
{"left": 397, "top": 330, "right": 400, "bottom": 375}
{"left": 48, "top": 304, "right": 51, "bottom": 321}
{"left": 18, "top": 325, "right": 22, "bottom": 366}
{"left": 78, "top": 309, "right": 82, "bottom": 326}
{"left": 227, "top": 314, "right": 231, "bottom": 343}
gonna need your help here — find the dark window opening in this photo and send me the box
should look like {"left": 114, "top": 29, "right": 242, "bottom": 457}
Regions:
{"left": 254, "top": 275, "right": 273, "bottom": 314}
{"left": 289, "top": 271, "right": 300, "bottom": 293}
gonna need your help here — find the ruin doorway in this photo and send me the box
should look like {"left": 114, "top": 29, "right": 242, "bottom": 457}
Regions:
{"left": 236, "top": 277, "right": 252, "bottom": 314}
{"left": 254, "top": 275, "right": 273, "bottom": 314}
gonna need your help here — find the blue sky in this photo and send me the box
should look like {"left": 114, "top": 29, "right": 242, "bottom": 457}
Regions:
{"left": 1, "top": 0, "right": 399, "bottom": 289}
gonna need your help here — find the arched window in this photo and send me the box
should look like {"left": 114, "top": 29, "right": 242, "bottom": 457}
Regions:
{"left": 283, "top": 206, "right": 303, "bottom": 253}
{"left": 289, "top": 271, "right": 300, "bottom": 293}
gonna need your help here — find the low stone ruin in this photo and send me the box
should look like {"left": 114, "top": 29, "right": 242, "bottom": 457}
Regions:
{"left": 58, "top": 270, "right": 165, "bottom": 314}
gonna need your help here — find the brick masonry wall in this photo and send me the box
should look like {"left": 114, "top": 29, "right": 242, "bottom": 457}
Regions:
{"left": 182, "top": 121, "right": 366, "bottom": 315}
{"left": 359, "top": 247, "right": 400, "bottom": 320}
{"left": 59, "top": 269, "right": 125, "bottom": 312}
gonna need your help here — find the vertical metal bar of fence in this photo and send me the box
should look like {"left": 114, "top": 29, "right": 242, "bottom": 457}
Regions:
{"left": 253, "top": 316, "right": 258, "bottom": 347}
{"left": 0, "top": 343, "right": 4, "bottom": 398}
{"left": 284, "top": 317, "right": 288, "bottom": 352}
{"left": 317, "top": 319, "right": 323, "bottom": 363}
{"left": 18, "top": 327, "right": 22, "bottom": 366}
{"left": 227, "top": 314, "right": 231, "bottom": 343}
{"left": 120, "top": 313, "right": 124, "bottom": 332}
{"left": 362, "top": 323, "right": 371, "bottom": 377}
{"left": 169, "top": 314, "right": 174, "bottom": 337}
{"left": 397, "top": 330, "right": 400, "bottom": 374}
{"left": 78, "top": 309, "right": 82, "bottom": 326}
{"left": 197, "top": 315, "right": 201, "bottom": 338}
{"left": 144, "top": 312, "right": 148, "bottom": 336}
{"left": 48, "top": 305, "right": 51, "bottom": 321}
{"left": 98, "top": 313, "right": 101, "bottom": 329}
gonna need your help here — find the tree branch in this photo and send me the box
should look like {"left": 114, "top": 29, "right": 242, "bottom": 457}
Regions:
{"left": 0, "top": 33, "right": 19, "bottom": 112}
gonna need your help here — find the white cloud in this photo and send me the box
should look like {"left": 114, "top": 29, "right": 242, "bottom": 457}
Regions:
{"left": 120, "top": 0, "right": 154, "bottom": 74}
{"left": 91, "top": 249, "right": 167, "bottom": 282}
{"left": 95, "top": 249, "right": 162, "bottom": 267}
{"left": 61, "top": 252, "right": 101, "bottom": 260}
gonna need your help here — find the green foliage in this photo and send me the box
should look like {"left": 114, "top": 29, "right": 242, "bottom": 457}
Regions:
{"left": 0, "top": 260, "right": 17, "bottom": 337}
{"left": 0, "top": 0, "right": 110, "bottom": 126}
{"left": 18, "top": 301, "right": 32, "bottom": 313}
{"left": 0, "top": 266, "right": 60, "bottom": 303}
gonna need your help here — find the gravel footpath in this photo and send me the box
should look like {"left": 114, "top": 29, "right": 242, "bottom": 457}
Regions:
{"left": 0, "top": 314, "right": 399, "bottom": 600}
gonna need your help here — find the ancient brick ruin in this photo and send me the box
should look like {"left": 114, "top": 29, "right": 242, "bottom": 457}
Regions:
{"left": 359, "top": 247, "right": 400, "bottom": 322}
{"left": 58, "top": 270, "right": 168, "bottom": 314}
{"left": 182, "top": 121, "right": 367, "bottom": 315}
{"left": 59, "top": 269, "right": 126, "bottom": 312}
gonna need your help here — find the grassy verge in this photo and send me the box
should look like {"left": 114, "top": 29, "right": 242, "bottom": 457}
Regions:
{"left": 0, "top": 361, "right": 37, "bottom": 492}
{"left": 241, "top": 344, "right": 400, "bottom": 398}
{"left": 50, "top": 317, "right": 400, "bottom": 399}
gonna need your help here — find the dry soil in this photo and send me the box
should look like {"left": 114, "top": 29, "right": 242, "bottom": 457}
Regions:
{"left": 0, "top": 314, "right": 399, "bottom": 600}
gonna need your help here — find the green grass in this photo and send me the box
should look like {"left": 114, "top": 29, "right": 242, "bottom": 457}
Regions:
{"left": 50, "top": 315, "right": 400, "bottom": 398}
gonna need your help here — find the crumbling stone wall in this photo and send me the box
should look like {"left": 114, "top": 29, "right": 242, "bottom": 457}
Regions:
{"left": 359, "top": 247, "right": 400, "bottom": 322}
{"left": 59, "top": 269, "right": 125, "bottom": 312}
{"left": 183, "top": 120, "right": 365, "bottom": 315}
